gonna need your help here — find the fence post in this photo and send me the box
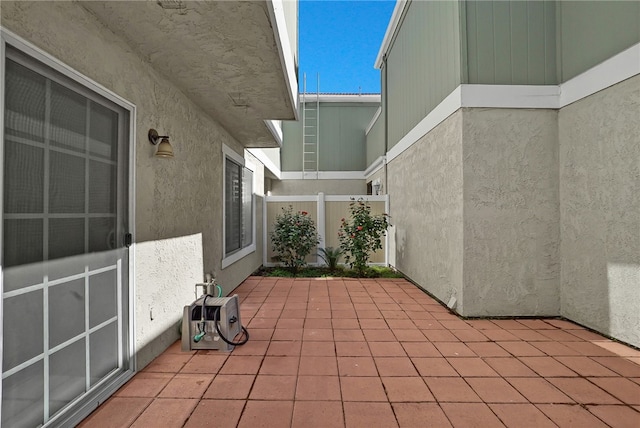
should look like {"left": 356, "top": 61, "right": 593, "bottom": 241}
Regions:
{"left": 317, "top": 192, "right": 326, "bottom": 266}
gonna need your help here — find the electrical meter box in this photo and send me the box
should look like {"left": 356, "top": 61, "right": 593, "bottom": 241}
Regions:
{"left": 181, "top": 294, "right": 242, "bottom": 352}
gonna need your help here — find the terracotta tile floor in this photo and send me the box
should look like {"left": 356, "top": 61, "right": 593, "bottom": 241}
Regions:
{"left": 81, "top": 277, "right": 640, "bottom": 427}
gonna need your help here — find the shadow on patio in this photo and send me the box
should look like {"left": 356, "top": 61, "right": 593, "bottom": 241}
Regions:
{"left": 80, "top": 277, "right": 640, "bottom": 427}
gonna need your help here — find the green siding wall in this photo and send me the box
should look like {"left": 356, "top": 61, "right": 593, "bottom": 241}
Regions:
{"left": 559, "top": 1, "right": 640, "bottom": 82}
{"left": 366, "top": 112, "right": 384, "bottom": 167}
{"left": 386, "top": 0, "right": 462, "bottom": 149}
{"left": 465, "top": 0, "right": 558, "bottom": 85}
{"left": 281, "top": 102, "right": 378, "bottom": 171}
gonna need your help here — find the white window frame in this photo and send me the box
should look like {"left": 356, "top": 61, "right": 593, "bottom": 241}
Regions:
{"left": 221, "top": 144, "right": 255, "bottom": 269}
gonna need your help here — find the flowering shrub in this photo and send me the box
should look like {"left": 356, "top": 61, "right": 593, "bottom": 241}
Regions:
{"left": 338, "top": 199, "right": 389, "bottom": 275}
{"left": 271, "top": 206, "right": 318, "bottom": 274}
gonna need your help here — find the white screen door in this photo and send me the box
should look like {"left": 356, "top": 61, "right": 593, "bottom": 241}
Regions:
{"left": 2, "top": 48, "right": 131, "bottom": 427}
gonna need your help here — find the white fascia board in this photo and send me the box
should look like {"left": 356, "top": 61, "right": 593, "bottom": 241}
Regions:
{"left": 301, "top": 94, "right": 381, "bottom": 103}
{"left": 280, "top": 171, "right": 366, "bottom": 180}
{"left": 264, "top": 119, "right": 283, "bottom": 146}
{"left": 364, "top": 156, "right": 386, "bottom": 179}
{"left": 461, "top": 85, "right": 560, "bottom": 109}
{"left": 375, "top": 0, "right": 409, "bottom": 69}
{"left": 560, "top": 42, "right": 640, "bottom": 108}
{"left": 267, "top": 0, "right": 299, "bottom": 120}
{"left": 365, "top": 107, "right": 382, "bottom": 135}
{"left": 248, "top": 148, "right": 282, "bottom": 179}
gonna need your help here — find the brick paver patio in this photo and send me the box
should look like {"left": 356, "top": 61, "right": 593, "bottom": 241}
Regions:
{"left": 80, "top": 277, "right": 640, "bottom": 427}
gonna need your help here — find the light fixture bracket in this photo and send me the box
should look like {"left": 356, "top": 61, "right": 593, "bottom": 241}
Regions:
{"left": 148, "top": 128, "right": 168, "bottom": 146}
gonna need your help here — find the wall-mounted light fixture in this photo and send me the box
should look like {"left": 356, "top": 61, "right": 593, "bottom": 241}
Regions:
{"left": 148, "top": 129, "right": 174, "bottom": 158}
{"left": 372, "top": 179, "right": 382, "bottom": 195}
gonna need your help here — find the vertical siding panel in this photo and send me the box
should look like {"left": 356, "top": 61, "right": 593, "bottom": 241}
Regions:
{"left": 466, "top": 0, "right": 479, "bottom": 83}
{"left": 475, "top": 1, "right": 496, "bottom": 83}
{"left": 493, "top": 1, "right": 513, "bottom": 83}
{"left": 527, "top": 1, "right": 546, "bottom": 84}
{"left": 510, "top": 0, "right": 529, "bottom": 85}
{"left": 543, "top": 0, "right": 557, "bottom": 84}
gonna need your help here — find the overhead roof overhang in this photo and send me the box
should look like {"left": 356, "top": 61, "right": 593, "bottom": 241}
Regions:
{"left": 81, "top": 0, "right": 298, "bottom": 148}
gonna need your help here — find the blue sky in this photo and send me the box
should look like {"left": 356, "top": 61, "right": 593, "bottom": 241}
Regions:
{"left": 298, "top": 0, "right": 396, "bottom": 94}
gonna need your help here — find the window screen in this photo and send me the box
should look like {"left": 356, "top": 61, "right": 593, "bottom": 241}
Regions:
{"left": 224, "top": 157, "right": 253, "bottom": 256}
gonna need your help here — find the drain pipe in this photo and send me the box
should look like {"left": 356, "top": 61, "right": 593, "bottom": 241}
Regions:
{"left": 383, "top": 53, "right": 389, "bottom": 202}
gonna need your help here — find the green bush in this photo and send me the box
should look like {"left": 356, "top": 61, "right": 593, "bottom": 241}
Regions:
{"left": 317, "top": 247, "right": 343, "bottom": 272}
{"left": 338, "top": 199, "right": 389, "bottom": 276}
{"left": 270, "top": 206, "right": 318, "bottom": 275}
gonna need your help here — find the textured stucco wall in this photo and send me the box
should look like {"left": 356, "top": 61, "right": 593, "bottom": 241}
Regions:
{"left": 462, "top": 108, "right": 560, "bottom": 316}
{"left": 270, "top": 179, "right": 366, "bottom": 195}
{"left": 559, "top": 75, "right": 640, "bottom": 347}
{"left": 2, "top": 2, "right": 262, "bottom": 368}
{"left": 387, "top": 112, "right": 464, "bottom": 308}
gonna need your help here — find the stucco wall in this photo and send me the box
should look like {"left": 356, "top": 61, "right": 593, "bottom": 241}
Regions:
{"left": 387, "top": 111, "right": 464, "bottom": 308}
{"left": 270, "top": 179, "right": 366, "bottom": 195}
{"left": 462, "top": 108, "right": 560, "bottom": 316}
{"left": 2, "top": 2, "right": 262, "bottom": 368}
{"left": 559, "top": 75, "right": 640, "bottom": 347}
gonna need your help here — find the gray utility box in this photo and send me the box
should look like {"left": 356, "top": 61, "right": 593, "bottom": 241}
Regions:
{"left": 181, "top": 294, "right": 241, "bottom": 352}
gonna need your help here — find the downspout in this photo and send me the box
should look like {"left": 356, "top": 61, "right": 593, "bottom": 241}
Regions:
{"left": 383, "top": 54, "right": 389, "bottom": 200}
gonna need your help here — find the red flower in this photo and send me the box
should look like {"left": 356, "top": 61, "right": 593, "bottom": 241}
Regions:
{"left": 301, "top": 211, "right": 308, "bottom": 215}
{"left": 357, "top": 226, "right": 363, "bottom": 231}
{"left": 341, "top": 218, "right": 345, "bottom": 222}
{"left": 351, "top": 233, "right": 356, "bottom": 238}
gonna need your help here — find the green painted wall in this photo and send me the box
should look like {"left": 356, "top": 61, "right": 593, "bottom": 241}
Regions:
{"left": 465, "top": 0, "right": 558, "bottom": 85}
{"left": 281, "top": 102, "right": 378, "bottom": 171}
{"left": 366, "top": 111, "right": 384, "bottom": 167}
{"left": 386, "top": 0, "right": 463, "bottom": 149}
{"left": 559, "top": 1, "right": 640, "bottom": 82}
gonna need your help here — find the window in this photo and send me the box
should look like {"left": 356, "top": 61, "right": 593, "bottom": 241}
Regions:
{"left": 223, "top": 146, "right": 254, "bottom": 266}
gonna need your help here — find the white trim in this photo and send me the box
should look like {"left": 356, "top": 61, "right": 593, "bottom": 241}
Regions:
{"left": 280, "top": 171, "right": 366, "bottom": 180}
{"left": 264, "top": 120, "right": 283, "bottom": 146}
{"left": 560, "top": 42, "right": 640, "bottom": 108}
{"left": 317, "top": 193, "right": 326, "bottom": 264}
{"left": 364, "top": 156, "right": 386, "bottom": 179}
{"left": 265, "top": 195, "right": 319, "bottom": 203}
{"left": 248, "top": 148, "right": 282, "bottom": 180}
{"left": 221, "top": 242, "right": 256, "bottom": 270}
{"left": 375, "top": 0, "right": 409, "bottom": 69}
{"left": 324, "top": 195, "right": 388, "bottom": 203}
{"left": 461, "top": 85, "right": 560, "bottom": 109}
{"left": 365, "top": 107, "right": 382, "bottom": 135}
{"left": 266, "top": 0, "right": 299, "bottom": 120}
{"left": 301, "top": 94, "right": 381, "bottom": 103}
{"left": 222, "top": 144, "right": 245, "bottom": 166}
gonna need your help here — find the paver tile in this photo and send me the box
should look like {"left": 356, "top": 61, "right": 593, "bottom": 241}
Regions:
{"left": 184, "top": 400, "right": 244, "bottom": 428}
{"left": 531, "top": 341, "right": 583, "bottom": 356}
{"left": 587, "top": 405, "right": 640, "bottom": 428}
{"left": 369, "top": 341, "right": 407, "bottom": 357}
{"left": 333, "top": 329, "right": 365, "bottom": 342}
{"left": 267, "top": 340, "right": 302, "bottom": 356}
{"left": 423, "top": 377, "right": 482, "bottom": 402}
{"left": 238, "top": 400, "right": 293, "bottom": 428}
{"left": 447, "top": 357, "right": 499, "bottom": 377}
{"left": 423, "top": 329, "right": 460, "bottom": 342}
{"left": 497, "top": 341, "right": 546, "bottom": 357}
{"left": 343, "top": 402, "right": 399, "bottom": 428}
{"left": 304, "top": 318, "right": 332, "bottom": 329}
{"left": 335, "top": 341, "right": 371, "bottom": 356}
{"left": 537, "top": 403, "right": 608, "bottom": 427}
{"left": 332, "top": 318, "right": 360, "bottom": 329}
{"left": 484, "top": 357, "right": 538, "bottom": 377}
{"left": 554, "top": 356, "right": 618, "bottom": 377}
{"left": 505, "top": 377, "right": 574, "bottom": 403}
{"left": 130, "top": 398, "right": 198, "bottom": 428}
{"left": 440, "top": 402, "right": 506, "bottom": 427}
{"left": 115, "top": 372, "right": 174, "bottom": 398}
{"left": 564, "top": 341, "right": 618, "bottom": 357}
{"left": 591, "top": 357, "right": 640, "bottom": 377}
{"left": 465, "top": 342, "right": 510, "bottom": 357}
{"left": 249, "top": 374, "right": 297, "bottom": 400}
{"left": 341, "top": 376, "right": 388, "bottom": 401}
{"left": 518, "top": 356, "right": 578, "bottom": 377}
{"left": 401, "top": 341, "right": 441, "bottom": 357}
{"left": 434, "top": 342, "right": 476, "bottom": 357}
{"left": 301, "top": 340, "right": 336, "bottom": 356}
{"left": 258, "top": 356, "right": 299, "bottom": 375}
{"left": 158, "top": 374, "right": 213, "bottom": 399}
{"left": 298, "top": 356, "right": 338, "bottom": 375}
{"left": 295, "top": 376, "right": 341, "bottom": 401}
{"left": 548, "top": 378, "right": 622, "bottom": 405}
{"left": 78, "top": 397, "right": 152, "bottom": 428}
{"left": 489, "top": 403, "right": 557, "bottom": 428}
{"left": 203, "top": 374, "right": 255, "bottom": 399}
{"left": 466, "top": 378, "right": 528, "bottom": 403}
{"left": 143, "top": 353, "right": 192, "bottom": 373}
{"left": 412, "top": 358, "right": 459, "bottom": 377}
{"left": 337, "top": 356, "right": 379, "bottom": 376}
{"left": 230, "top": 339, "right": 270, "bottom": 356}
{"left": 363, "top": 328, "right": 397, "bottom": 342}
{"left": 218, "top": 355, "right": 263, "bottom": 375}
{"left": 588, "top": 377, "right": 640, "bottom": 405}
{"left": 381, "top": 376, "right": 434, "bottom": 402}
{"left": 272, "top": 328, "right": 304, "bottom": 341}
{"left": 392, "top": 403, "right": 452, "bottom": 427}
{"left": 374, "top": 356, "right": 419, "bottom": 376}
{"left": 292, "top": 401, "right": 345, "bottom": 428}
{"left": 392, "top": 329, "right": 427, "bottom": 342}
{"left": 507, "top": 329, "right": 550, "bottom": 341}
